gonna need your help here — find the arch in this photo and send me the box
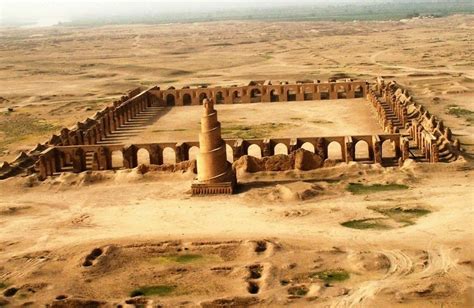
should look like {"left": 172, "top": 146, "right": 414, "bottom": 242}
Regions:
{"left": 162, "top": 147, "right": 176, "bottom": 164}
{"left": 274, "top": 143, "right": 288, "bottom": 155}
{"left": 183, "top": 93, "right": 192, "bottom": 106}
{"left": 327, "top": 141, "right": 342, "bottom": 160}
{"left": 137, "top": 148, "right": 151, "bottom": 165}
{"left": 111, "top": 150, "right": 124, "bottom": 168}
{"left": 287, "top": 89, "right": 297, "bottom": 101}
{"left": 355, "top": 140, "right": 370, "bottom": 161}
{"left": 303, "top": 89, "right": 313, "bottom": 101}
{"left": 216, "top": 91, "right": 224, "bottom": 104}
{"left": 166, "top": 94, "right": 175, "bottom": 106}
{"left": 250, "top": 88, "right": 262, "bottom": 103}
{"left": 247, "top": 144, "right": 262, "bottom": 158}
{"left": 270, "top": 89, "right": 279, "bottom": 102}
{"left": 337, "top": 86, "right": 347, "bottom": 99}
{"left": 382, "top": 139, "right": 396, "bottom": 159}
{"left": 226, "top": 144, "right": 234, "bottom": 163}
{"left": 232, "top": 90, "right": 242, "bottom": 103}
{"left": 199, "top": 92, "right": 208, "bottom": 104}
{"left": 188, "top": 146, "right": 200, "bottom": 161}
{"left": 320, "top": 89, "right": 330, "bottom": 100}
{"left": 301, "top": 142, "right": 315, "bottom": 153}
{"left": 354, "top": 85, "right": 364, "bottom": 98}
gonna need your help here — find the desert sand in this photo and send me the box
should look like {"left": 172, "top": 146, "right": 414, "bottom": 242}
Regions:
{"left": 0, "top": 15, "right": 473, "bottom": 307}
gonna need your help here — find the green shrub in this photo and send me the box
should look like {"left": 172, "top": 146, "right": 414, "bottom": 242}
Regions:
{"left": 347, "top": 183, "right": 409, "bottom": 195}
{"left": 130, "top": 285, "right": 176, "bottom": 297}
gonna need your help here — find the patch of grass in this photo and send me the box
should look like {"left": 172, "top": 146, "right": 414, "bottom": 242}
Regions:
{"left": 310, "top": 269, "right": 350, "bottom": 283}
{"left": 0, "top": 114, "right": 60, "bottom": 151}
{"left": 261, "top": 52, "right": 273, "bottom": 60}
{"left": 0, "top": 281, "right": 7, "bottom": 289}
{"left": 152, "top": 128, "right": 187, "bottom": 133}
{"left": 311, "top": 119, "right": 333, "bottom": 124}
{"left": 446, "top": 105, "right": 474, "bottom": 124}
{"left": 341, "top": 218, "right": 390, "bottom": 230}
{"left": 369, "top": 206, "right": 431, "bottom": 226}
{"left": 130, "top": 285, "right": 176, "bottom": 297}
{"left": 346, "top": 183, "right": 409, "bottom": 195}
{"left": 150, "top": 253, "right": 205, "bottom": 264}
{"left": 288, "top": 285, "right": 309, "bottom": 297}
{"left": 221, "top": 122, "right": 291, "bottom": 139}
{"left": 0, "top": 114, "right": 59, "bottom": 137}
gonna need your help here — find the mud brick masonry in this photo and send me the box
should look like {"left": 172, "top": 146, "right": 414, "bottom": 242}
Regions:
{"left": 0, "top": 78, "right": 462, "bottom": 191}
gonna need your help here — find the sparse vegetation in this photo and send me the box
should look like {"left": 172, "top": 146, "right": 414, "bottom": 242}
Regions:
{"left": 347, "top": 183, "right": 409, "bottom": 195}
{"left": 369, "top": 206, "right": 431, "bottom": 226}
{"left": 287, "top": 285, "right": 309, "bottom": 297}
{"left": 310, "top": 269, "right": 350, "bottom": 283}
{"left": 446, "top": 105, "right": 474, "bottom": 124}
{"left": 152, "top": 128, "right": 188, "bottom": 133}
{"left": 0, "top": 282, "right": 7, "bottom": 289}
{"left": 130, "top": 285, "right": 176, "bottom": 297}
{"left": 341, "top": 218, "right": 390, "bottom": 230}
{"left": 0, "top": 114, "right": 60, "bottom": 153}
{"left": 150, "top": 253, "right": 206, "bottom": 264}
{"left": 221, "top": 122, "right": 292, "bottom": 139}
{"left": 311, "top": 119, "right": 333, "bottom": 125}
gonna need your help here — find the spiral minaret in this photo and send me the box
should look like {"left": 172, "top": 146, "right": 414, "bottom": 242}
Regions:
{"left": 192, "top": 98, "right": 236, "bottom": 195}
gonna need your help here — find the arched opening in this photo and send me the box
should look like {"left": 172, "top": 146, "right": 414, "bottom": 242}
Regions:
{"left": 226, "top": 144, "right": 234, "bottom": 163}
{"left": 303, "top": 89, "right": 313, "bottom": 101}
{"left": 354, "top": 86, "right": 364, "bottom": 98}
{"left": 320, "top": 89, "right": 330, "bottom": 100}
{"left": 111, "top": 150, "right": 124, "bottom": 169}
{"left": 162, "top": 147, "right": 176, "bottom": 165}
{"left": 301, "top": 142, "right": 315, "bottom": 153}
{"left": 327, "top": 141, "right": 342, "bottom": 161}
{"left": 287, "top": 89, "right": 297, "bottom": 101}
{"left": 355, "top": 140, "right": 370, "bottom": 161}
{"left": 166, "top": 94, "right": 175, "bottom": 106}
{"left": 232, "top": 91, "right": 242, "bottom": 103}
{"left": 274, "top": 143, "right": 288, "bottom": 155}
{"left": 216, "top": 91, "right": 224, "bottom": 104}
{"left": 382, "top": 139, "right": 396, "bottom": 159}
{"left": 137, "top": 148, "right": 151, "bottom": 165}
{"left": 270, "top": 90, "right": 279, "bottom": 102}
{"left": 337, "top": 86, "right": 347, "bottom": 99}
{"left": 247, "top": 144, "right": 262, "bottom": 158}
{"left": 183, "top": 93, "right": 192, "bottom": 106}
{"left": 199, "top": 93, "right": 208, "bottom": 104}
{"left": 250, "top": 88, "right": 261, "bottom": 103}
{"left": 188, "top": 146, "right": 200, "bottom": 161}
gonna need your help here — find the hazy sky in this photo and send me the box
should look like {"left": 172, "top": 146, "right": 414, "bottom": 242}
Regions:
{"left": 0, "top": 0, "right": 460, "bottom": 25}
{"left": 0, "top": 0, "right": 361, "bottom": 24}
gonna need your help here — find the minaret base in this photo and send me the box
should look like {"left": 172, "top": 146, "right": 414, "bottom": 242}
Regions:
{"left": 191, "top": 180, "right": 236, "bottom": 195}
{"left": 192, "top": 166, "right": 236, "bottom": 195}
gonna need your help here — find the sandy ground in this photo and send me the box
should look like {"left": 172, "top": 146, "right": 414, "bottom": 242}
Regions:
{"left": 108, "top": 98, "right": 382, "bottom": 144}
{"left": 0, "top": 160, "right": 473, "bottom": 306}
{"left": 0, "top": 15, "right": 473, "bottom": 307}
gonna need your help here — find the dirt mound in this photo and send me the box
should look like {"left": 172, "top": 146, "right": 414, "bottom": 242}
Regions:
{"left": 348, "top": 251, "right": 391, "bottom": 273}
{"left": 146, "top": 160, "right": 197, "bottom": 173}
{"left": 0, "top": 96, "right": 9, "bottom": 104}
{"left": 267, "top": 182, "right": 325, "bottom": 202}
{"left": 50, "top": 298, "right": 107, "bottom": 308}
{"left": 201, "top": 296, "right": 261, "bottom": 307}
{"left": 233, "top": 149, "right": 324, "bottom": 175}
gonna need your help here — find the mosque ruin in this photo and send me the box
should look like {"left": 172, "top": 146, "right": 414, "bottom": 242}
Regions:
{"left": 0, "top": 77, "right": 462, "bottom": 195}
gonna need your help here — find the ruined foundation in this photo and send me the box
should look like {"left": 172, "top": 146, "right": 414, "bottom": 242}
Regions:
{"left": 0, "top": 78, "right": 462, "bottom": 181}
